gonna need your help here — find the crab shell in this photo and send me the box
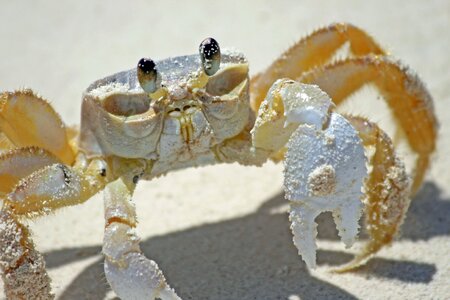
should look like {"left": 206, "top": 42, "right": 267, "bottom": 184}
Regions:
{"left": 79, "top": 51, "right": 251, "bottom": 169}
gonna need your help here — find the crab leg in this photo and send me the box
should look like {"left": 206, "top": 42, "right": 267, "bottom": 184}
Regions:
{"left": 0, "top": 148, "right": 61, "bottom": 299}
{"left": 250, "top": 23, "right": 386, "bottom": 111}
{"left": 252, "top": 80, "right": 367, "bottom": 268}
{"left": 335, "top": 115, "right": 411, "bottom": 272}
{"left": 103, "top": 176, "right": 180, "bottom": 300}
{"left": 299, "top": 56, "right": 437, "bottom": 193}
{"left": 3, "top": 159, "right": 108, "bottom": 217}
{"left": 0, "top": 147, "right": 60, "bottom": 196}
{"left": 0, "top": 90, "right": 75, "bottom": 164}
{"left": 0, "top": 211, "right": 53, "bottom": 300}
{"left": 0, "top": 151, "right": 110, "bottom": 298}
{"left": 0, "top": 133, "right": 14, "bottom": 152}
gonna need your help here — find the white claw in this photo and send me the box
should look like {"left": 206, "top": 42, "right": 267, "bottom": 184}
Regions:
{"left": 289, "top": 204, "right": 320, "bottom": 268}
{"left": 281, "top": 82, "right": 334, "bottom": 130}
{"left": 284, "top": 112, "right": 367, "bottom": 267}
{"left": 332, "top": 200, "right": 362, "bottom": 248}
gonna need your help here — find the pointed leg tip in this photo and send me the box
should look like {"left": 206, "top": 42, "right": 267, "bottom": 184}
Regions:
{"left": 302, "top": 255, "right": 317, "bottom": 269}
{"left": 159, "top": 286, "right": 182, "bottom": 300}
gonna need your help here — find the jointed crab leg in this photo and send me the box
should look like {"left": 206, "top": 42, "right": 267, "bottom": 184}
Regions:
{"left": 0, "top": 91, "right": 75, "bottom": 298}
{"left": 337, "top": 115, "right": 411, "bottom": 272}
{"left": 0, "top": 147, "right": 60, "bottom": 197}
{"left": 0, "top": 90, "right": 75, "bottom": 164}
{"left": 0, "top": 89, "right": 110, "bottom": 215}
{"left": 3, "top": 159, "right": 109, "bottom": 217}
{"left": 250, "top": 23, "right": 386, "bottom": 111}
{"left": 300, "top": 56, "right": 437, "bottom": 193}
{"left": 0, "top": 154, "right": 110, "bottom": 299}
{"left": 0, "top": 133, "right": 14, "bottom": 152}
{"left": 0, "top": 148, "right": 62, "bottom": 299}
{"left": 0, "top": 89, "right": 110, "bottom": 297}
{"left": 0, "top": 211, "right": 53, "bottom": 299}
{"left": 103, "top": 176, "right": 180, "bottom": 300}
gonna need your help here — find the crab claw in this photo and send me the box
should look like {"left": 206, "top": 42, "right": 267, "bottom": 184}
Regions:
{"left": 284, "top": 112, "right": 367, "bottom": 268}
{"left": 251, "top": 79, "right": 368, "bottom": 269}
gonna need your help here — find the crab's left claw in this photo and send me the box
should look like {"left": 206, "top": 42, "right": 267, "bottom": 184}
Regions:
{"left": 285, "top": 112, "right": 367, "bottom": 268}
{"left": 252, "top": 80, "right": 367, "bottom": 268}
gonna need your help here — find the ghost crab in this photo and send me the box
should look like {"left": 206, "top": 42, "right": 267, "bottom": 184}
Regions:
{"left": 0, "top": 23, "right": 437, "bottom": 299}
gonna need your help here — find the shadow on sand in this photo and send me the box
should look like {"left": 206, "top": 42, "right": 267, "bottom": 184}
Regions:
{"left": 44, "top": 182, "right": 448, "bottom": 299}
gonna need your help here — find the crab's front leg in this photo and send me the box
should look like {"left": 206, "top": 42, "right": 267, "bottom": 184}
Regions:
{"left": 0, "top": 90, "right": 111, "bottom": 299}
{"left": 0, "top": 153, "right": 109, "bottom": 299}
{"left": 103, "top": 175, "right": 180, "bottom": 300}
{"left": 252, "top": 80, "right": 367, "bottom": 268}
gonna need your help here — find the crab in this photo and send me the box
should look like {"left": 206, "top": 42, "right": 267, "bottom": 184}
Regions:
{"left": 0, "top": 23, "right": 437, "bottom": 299}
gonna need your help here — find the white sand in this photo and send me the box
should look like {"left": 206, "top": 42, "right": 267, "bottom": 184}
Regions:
{"left": 0, "top": 0, "right": 449, "bottom": 299}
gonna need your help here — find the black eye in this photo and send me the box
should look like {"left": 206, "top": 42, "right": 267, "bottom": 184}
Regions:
{"left": 199, "top": 37, "right": 221, "bottom": 76}
{"left": 137, "top": 58, "right": 161, "bottom": 93}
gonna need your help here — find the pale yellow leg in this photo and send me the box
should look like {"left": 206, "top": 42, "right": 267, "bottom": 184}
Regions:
{"left": 0, "top": 133, "right": 14, "bottom": 152}
{"left": 0, "top": 90, "right": 75, "bottom": 164}
{"left": 250, "top": 23, "right": 386, "bottom": 111}
{"left": 0, "top": 147, "right": 60, "bottom": 197}
{"left": 0, "top": 89, "right": 91, "bottom": 297}
{"left": 0, "top": 150, "right": 110, "bottom": 298}
{"left": 300, "top": 56, "right": 437, "bottom": 194}
{"left": 335, "top": 116, "right": 411, "bottom": 272}
{"left": 0, "top": 211, "right": 54, "bottom": 300}
{"left": 3, "top": 159, "right": 109, "bottom": 217}
{"left": 0, "top": 149, "right": 58, "bottom": 299}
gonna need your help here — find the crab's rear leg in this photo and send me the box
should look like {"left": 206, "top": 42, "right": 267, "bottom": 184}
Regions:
{"left": 0, "top": 90, "right": 75, "bottom": 164}
{"left": 336, "top": 116, "right": 411, "bottom": 272}
{"left": 300, "top": 56, "right": 437, "bottom": 193}
{"left": 103, "top": 176, "right": 180, "bottom": 300}
{"left": 252, "top": 80, "right": 367, "bottom": 268}
{"left": 250, "top": 23, "right": 386, "bottom": 111}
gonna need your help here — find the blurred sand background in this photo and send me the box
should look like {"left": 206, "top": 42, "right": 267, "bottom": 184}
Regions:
{"left": 0, "top": 0, "right": 449, "bottom": 299}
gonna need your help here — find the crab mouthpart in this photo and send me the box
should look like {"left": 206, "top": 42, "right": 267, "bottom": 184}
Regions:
{"left": 180, "top": 116, "right": 194, "bottom": 143}
{"left": 165, "top": 104, "right": 203, "bottom": 144}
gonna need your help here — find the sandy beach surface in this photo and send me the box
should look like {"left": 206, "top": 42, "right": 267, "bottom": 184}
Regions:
{"left": 0, "top": 1, "right": 449, "bottom": 299}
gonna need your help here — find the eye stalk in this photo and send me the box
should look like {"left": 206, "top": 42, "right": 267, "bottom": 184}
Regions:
{"left": 137, "top": 58, "right": 161, "bottom": 94}
{"left": 199, "top": 37, "right": 221, "bottom": 76}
